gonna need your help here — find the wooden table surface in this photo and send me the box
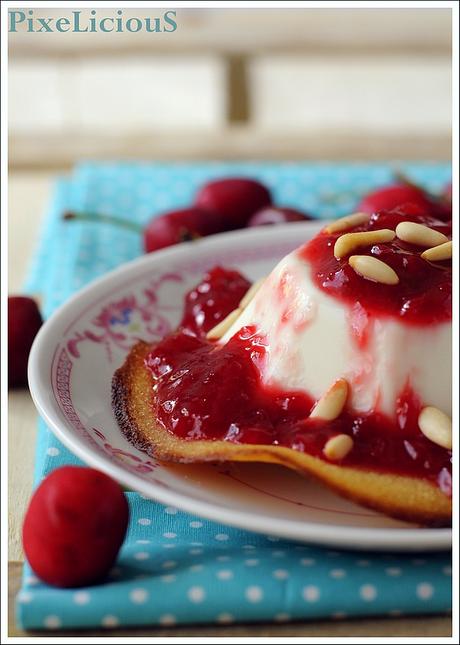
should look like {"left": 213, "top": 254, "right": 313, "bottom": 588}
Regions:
{"left": 8, "top": 171, "right": 451, "bottom": 637}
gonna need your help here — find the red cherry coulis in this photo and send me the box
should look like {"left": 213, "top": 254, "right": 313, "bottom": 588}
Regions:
{"left": 301, "top": 205, "right": 452, "bottom": 325}
{"left": 180, "top": 266, "right": 251, "bottom": 337}
{"left": 145, "top": 253, "right": 451, "bottom": 490}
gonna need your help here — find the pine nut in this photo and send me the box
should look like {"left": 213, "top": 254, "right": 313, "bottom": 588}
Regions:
{"left": 334, "top": 229, "right": 395, "bottom": 259}
{"left": 310, "top": 378, "right": 349, "bottom": 420}
{"left": 421, "top": 241, "right": 452, "bottom": 262}
{"left": 239, "top": 277, "right": 265, "bottom": 309}
{"left": 395, "top": 221, "right": 448, "bottom": 248}
{"left": 349, "top": 255, "right": 399, "bottom": 285}
{"left": 418, "top": 407, "right": 452, "bottom": 450}
{"left": 206, "top": 308, "right": 242, "bottom": 340}
{"left": 323, "top": 434, "right": 354, "bottom": 461}
{"left": 324, "top": 212, "right": 370, "bottom": 234}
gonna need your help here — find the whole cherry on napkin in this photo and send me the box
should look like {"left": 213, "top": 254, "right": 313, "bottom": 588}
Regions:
{"left": 358, "top": 176, "right": 452, "bottom": 222}
{"left": 63, "top": 177, "right": 277, "bottom": 253}
{"left": 23, "top": 466, "right": 129, "bottom": 587}
{"left": 195, "top": 177, "right": 272, "bottom": 228}
{"left": 8, "top": 296, "right": 43, "bottom": 388}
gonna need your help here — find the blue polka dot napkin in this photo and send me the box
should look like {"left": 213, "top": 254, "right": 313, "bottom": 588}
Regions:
{"left": 18, "top": 162, "right": 452, "bottom": 631}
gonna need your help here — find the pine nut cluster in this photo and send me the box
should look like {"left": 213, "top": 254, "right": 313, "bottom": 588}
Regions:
{"left": 324, "top": 215, "right": 452, "bottom": 284}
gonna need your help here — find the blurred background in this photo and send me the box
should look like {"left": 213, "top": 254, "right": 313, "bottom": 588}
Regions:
{"left": 9, "top": 7, "right": 452, "bottom": 168}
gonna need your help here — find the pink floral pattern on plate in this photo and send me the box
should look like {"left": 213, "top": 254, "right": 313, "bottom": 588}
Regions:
{"left": 66, "top": 272, "right": 183, "bottom": 361}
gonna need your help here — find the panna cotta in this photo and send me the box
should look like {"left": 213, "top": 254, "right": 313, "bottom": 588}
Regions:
{"left": 112, "top": 204, "right": 452, "bottom": 525}
{"left": 220, "top": 208, "right": 451, "bottom": 419}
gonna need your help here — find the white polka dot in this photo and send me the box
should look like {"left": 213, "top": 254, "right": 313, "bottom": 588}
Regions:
{"left": 102, "top": 615, "right": 120, "bottom": 628}
{"left": 356, "top": 559, "right": 370, "bottom": 567}
{"left": 161, "top": 574, "right": 177, "bottom": 583}
{"left": 159, "top": 614, "right": 177, "bottom": 626}
{"left": 188, "top": 586, "right": 205, "bottom": 603}
{"left": 329, "top": 569, "right": 346, "bottom": 579}
{"left": 164, "top": 506, "right": 178, "bottom": 515}
{"left": 217, "top": 569, "right": 233, "bottom": 580}
{"left": 417, "top": 582, "right": 434, "bottom": 600}
{"left": 242, "top": 544, "right": 256, "bottom": 550}
{"left": 272, "top": 550, "right": 286, "bottom": 558}
{"left": 130, "top": 588, "right": 148, "bottom": 604}
{"left": 138, "top": 518, "right": 151, "bottom": 526}
{"left": 162, "top": 560, "right": 177, "bottom": 569}
{"left": 217, "top": 612, "right": 234, "bottom": 624}
{"left": 300, "top": 558, "right": 315, "bottom": 566}
{"left": 302, "top": 585, "right": 320, "bottom": 602}
{"left": 245, "top": 559, "right": 259, "bottom": 566}
{"left": 162, "top": 544, "right": 175, "bottom": 549}
{"left": 217, "top": 555, "right": 231, "bottom": 562}
{"left": 73, "top": 591, "right": 90, "bottom": 605}
{"left": 274, "top": 612, "right": 290, "bottom": 622}
{"left": 443, "top": 566, "right": 452, "bottom": 576}
{"left": 245, "top": 586, "right": 263, "bottom": 603}
{"left": 215, "top": 533, "right": 229, "bottom": 541}
{"left": 163, "top": 532, "right": 177, "bottom": 539}
{"left": 189, "top": 564, "right": 204, "bottom": 573}
{"left": 18, "top": 591, "right": 33, "bottom": 603}
{"left": 136, "top": 539, "right": 151, "bottom": 545}
{"left": 46, "top": 447, "right": 60, "bottom": 457}
{"left": 267, "top": 536, "right": 280, "bottom": 542}
{"left": 385, "top": 567, "right": 402, "bottom": 577}
{"left": 273, "top": 569, "right": 289, "bottom": 580}
{"left": 360, "top": 584, "right": 377, "bottom": 601}
{"left": 134, "top": 551, "right": 150, "bottom": 561}
{"left": 190, "top": 521, "right": 203, "bottom": 528}
{"left": 26, "top": 576, "right": 39, "bottom": 586}
{"left": 189, "top": 548, "right": 203, "bottom": 555}
{"left": 332, "top": 611, "right": 347, "bottom": 620}
{"left": 190, "top": 542, "right": 203, "bottom": 547}
{"left": 44, "top": 615, "right": 61, "bottom": 629}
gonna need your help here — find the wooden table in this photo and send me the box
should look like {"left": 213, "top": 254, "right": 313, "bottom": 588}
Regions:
{"left": 8, "top": 171, "right": 451, "bottom": 637}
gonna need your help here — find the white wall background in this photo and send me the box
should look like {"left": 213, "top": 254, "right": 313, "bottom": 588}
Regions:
{"left": 8, "top": 7, "right": 452, "bottom": 165}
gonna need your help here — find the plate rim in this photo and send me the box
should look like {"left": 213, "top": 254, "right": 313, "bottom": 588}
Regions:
{"left": 28, "top": 223, "right": 452, "bottom": 552}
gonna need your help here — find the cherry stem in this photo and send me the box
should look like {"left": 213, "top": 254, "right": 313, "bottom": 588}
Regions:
{"left": 393, "top": 170, "right": 443, "bottom": 202}
{"left": 393, "top": 170, "right": 424, "bottom": 191}
{"left": 63, "top": 210, "right": 143, "bottom": 233}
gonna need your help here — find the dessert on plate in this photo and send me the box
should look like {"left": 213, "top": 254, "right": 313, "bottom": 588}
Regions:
{"left": 113, "top": 204, "right": 452, "bottom": 526}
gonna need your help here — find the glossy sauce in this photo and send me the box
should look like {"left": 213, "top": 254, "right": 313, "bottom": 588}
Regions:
{"left": 180, "top": 266, "right": 250, "bottom": 336}
{"left": 301, "top": 205, "right": 452, "bottom": 325}
{"left": 145, "top": 259, "right": 452, "bottom": 489}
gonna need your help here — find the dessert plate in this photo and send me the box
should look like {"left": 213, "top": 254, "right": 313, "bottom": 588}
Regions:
{"left": 29, "top": 222, "right": 451, "bottom": 551}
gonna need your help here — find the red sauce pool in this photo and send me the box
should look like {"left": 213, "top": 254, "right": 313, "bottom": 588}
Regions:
{"left": 180, "top": 266, "right": 250, "bottom": 336}
{"left": 301, "top": 205, "right": 452, "bottom": 325}
{"left": 145, "top": 260, "right": 451, "bottom": 490}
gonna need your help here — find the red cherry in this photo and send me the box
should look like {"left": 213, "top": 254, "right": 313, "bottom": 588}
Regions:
{"left": 195, "top": 178, "right": 272, "bottom": 229}
{"left": 248, "top": 206, "right": 312, "bottom": 227}
{"left": 8, "top": 296, "right": 43, "bottom": 388}
{"left": 357, "top": 184, "right": 433, "bottom": 215}
{"left": 143, "top": 206, "right": 227, "bottom": 253}
{"left": 23, "top": 466, "right": 129, "bottom": 588}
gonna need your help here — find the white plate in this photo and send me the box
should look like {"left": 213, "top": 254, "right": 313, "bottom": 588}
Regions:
{"left": 29, "top": 222, "right": 451, "bottom": 552}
